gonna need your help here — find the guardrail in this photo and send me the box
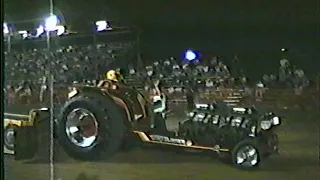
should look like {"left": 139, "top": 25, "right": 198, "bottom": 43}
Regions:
{"left": 4, "top": 82, "right": 318, "bottom": 113}
{"left": 4, "top": 113, "right": 30, "bottom": 119}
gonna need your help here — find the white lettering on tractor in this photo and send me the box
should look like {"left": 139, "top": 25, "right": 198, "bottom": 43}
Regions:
{"left": 149, "top": 135, "right": 190, "bottom": 145}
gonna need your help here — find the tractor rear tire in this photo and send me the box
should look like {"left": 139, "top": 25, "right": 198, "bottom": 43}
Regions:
{"left": 58, "top": 93, "right": 126, "bottom": 160}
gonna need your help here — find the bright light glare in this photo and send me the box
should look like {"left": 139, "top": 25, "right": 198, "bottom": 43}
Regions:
{"left": 185, "top": 50, "right": 196, "bottom": 61}
{"left": 18, "top": 30, "right": 28, "bottom": 39}
{"left": 45, "top": 15, "right": 58, "bottom": 31}
{"left": 36, "top": 25, "right": 44, "bottom": 37}
{"left": 95, "top": 20, "right": 108, "bottom": 31}
{"left": 56, "top": 25, "right": 65, "bottom": 36}
{"left": 18, "top": 30, "right": 27, "bottom": 34}
{"left": 3, "top": 23, "right": 9, "bottom": 34}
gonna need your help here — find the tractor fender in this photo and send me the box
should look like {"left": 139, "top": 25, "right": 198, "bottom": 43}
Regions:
{"left": 72, "top": 86, "right": 133, "bottom": 124}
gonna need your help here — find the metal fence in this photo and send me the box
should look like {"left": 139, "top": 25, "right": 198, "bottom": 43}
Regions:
{"left": 4, "top": 77, "right": 318, "bottom": 115}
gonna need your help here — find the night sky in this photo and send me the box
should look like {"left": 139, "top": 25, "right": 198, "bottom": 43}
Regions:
{"left": 4, "top": 0, "right": 320, "bottom": 74}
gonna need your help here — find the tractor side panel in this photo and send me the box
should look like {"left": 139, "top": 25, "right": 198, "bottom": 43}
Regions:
{"left": 109, "top": 95, "right": 133, "bottom": 122}
{"left": 106, "top": 88, "right": 152, "bottom": 128}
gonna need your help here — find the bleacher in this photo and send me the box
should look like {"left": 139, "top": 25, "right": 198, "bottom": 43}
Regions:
{"left": 5, "top": 75, "right": 319, "bottom": 115}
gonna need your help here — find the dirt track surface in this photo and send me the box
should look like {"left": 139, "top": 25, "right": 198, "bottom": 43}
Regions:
{"left": 4, "top": 110, "right": 320, "bottom": 180}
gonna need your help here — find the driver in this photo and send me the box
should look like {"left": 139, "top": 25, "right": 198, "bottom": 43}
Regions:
{"left": 105, "top": 70, "right": 121, "bottom": 82}
{"left": 98, "top": 70, "right": 123, "bottom": 87}
{"left": 101, "top": 70, "right": 148, "bottom": 122}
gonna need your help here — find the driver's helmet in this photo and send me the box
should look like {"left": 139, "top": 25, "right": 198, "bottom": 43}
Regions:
{"left": 106, "top": 70, "right": 120, "bottom": 82}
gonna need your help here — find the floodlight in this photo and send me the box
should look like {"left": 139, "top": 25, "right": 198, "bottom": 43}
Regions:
{"left": 18, "top": 30, "right": 28, "bottom": 39}
{"left": 45, "top": 15, "right": 59, "bottom": 31}
{"left": 36, "top": 25, "right": 45, "bottom": 37}
{"left": 185, "top": 50, "right": 197, "bottom": 61}
{"left": 18, "top": 30, "right": 27, "bottom": 34}
{"left": 56, "top": 25, "right": 65, "bottom": 36}
{"left": 95, "top": 20, "right": 109, "bottom": 31}
{"left": 3, "top": 23, "right": 9, "bottom": 34}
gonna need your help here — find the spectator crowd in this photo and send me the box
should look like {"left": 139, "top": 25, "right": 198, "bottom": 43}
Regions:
{"left": 260, "top": 58, "right": 309, "bottom": 89}
{"left": 5, "top": 42, "right": 134, "bottom": 84}
{"left": 4, "top": 41, "right": 311, "bottom": 107}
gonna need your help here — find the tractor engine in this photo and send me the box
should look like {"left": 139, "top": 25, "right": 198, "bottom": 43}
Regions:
{"left": 178, "top": 108, "right": 255, "bottom": 146}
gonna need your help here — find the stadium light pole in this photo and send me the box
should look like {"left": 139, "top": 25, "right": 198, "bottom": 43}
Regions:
{"left": 48, "top": 0, "right": 54, "bottom": 49}
{"left": 47, "top": 1, "right": 55, "bottom": 180}
{"left": 45, "top": 15, "right": 58, "bottom": 49}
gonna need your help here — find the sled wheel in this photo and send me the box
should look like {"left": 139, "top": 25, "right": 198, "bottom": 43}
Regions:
{"left": 4, "top": 125, "right": 18, "bottom": 151}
